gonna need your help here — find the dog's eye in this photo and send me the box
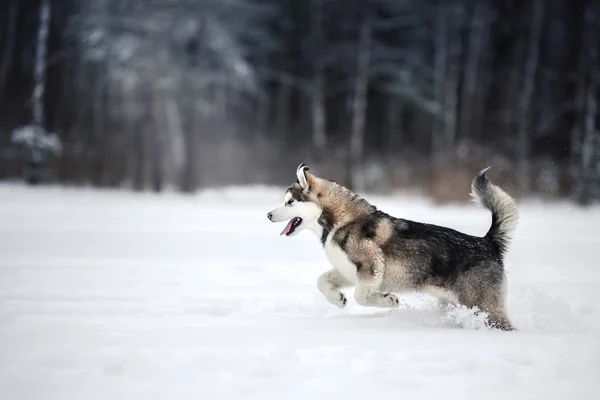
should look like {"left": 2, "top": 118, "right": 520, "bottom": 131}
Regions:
{"left": 286, "top": 200, "right": 294, "bottom": 206}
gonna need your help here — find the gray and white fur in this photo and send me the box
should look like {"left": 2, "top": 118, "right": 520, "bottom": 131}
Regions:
{"left": 267, "top": 163, "right": 519, "bottom": 331}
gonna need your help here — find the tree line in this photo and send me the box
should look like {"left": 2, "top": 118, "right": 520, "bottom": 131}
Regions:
{"left": 0, "top": 0, "right": 598, "bottom": 204}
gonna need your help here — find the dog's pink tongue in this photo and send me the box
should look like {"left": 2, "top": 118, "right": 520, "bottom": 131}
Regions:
{"left": 280, "top": 219, "right": 295, "bottom": 236}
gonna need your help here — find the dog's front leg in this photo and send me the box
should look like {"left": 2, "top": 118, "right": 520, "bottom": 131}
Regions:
{"left": 317, "top": 269, "right": 353, "bottom": 308}
{"left": 353, "top": 256, "right": 399, "bottom": 308}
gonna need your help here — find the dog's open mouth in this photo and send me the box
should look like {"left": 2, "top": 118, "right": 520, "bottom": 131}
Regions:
{"left": 280, "top": 217, "right": 303, "bottom": 236}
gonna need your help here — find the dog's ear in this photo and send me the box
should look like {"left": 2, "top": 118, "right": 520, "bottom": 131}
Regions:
{"left": 296, "top": 163, "right": 311, "bottom": 190}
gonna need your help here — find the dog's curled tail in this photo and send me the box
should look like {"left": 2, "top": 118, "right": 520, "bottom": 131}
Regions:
{"left": 470, "top": 167, "right": 518, "bottom": 259}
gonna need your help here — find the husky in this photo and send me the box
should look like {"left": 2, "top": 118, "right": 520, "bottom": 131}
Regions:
{"left": 267, "top": 163, "right": 519, "bottom": 331}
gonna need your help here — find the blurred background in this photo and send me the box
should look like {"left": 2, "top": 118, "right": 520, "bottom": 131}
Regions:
{"left": 0, "top": 0, "right": 598, "bottom": 204}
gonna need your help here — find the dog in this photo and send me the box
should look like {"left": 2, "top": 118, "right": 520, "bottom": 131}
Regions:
{"left": 267, "top": 163, "right": 518, "bottom": 331}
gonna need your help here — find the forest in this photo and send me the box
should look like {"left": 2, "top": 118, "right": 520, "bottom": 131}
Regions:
{"left": 0, "top": 0, "right": 598, "bottom": 204}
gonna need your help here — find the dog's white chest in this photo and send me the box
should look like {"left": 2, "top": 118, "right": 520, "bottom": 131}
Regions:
{"left": 324, "top": 238, "right": 357, "bottom": 283}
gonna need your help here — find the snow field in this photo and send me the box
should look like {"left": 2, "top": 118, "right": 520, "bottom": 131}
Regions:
{"left": 0, "top": 184, "right": 599, "bottom": 399}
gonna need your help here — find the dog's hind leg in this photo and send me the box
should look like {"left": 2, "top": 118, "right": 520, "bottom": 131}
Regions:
{"left": 317, "top": 269, "right": 353, "bottom": 308}
{"left": 478, "top": 284, "right": 515, "bottom": 331}
{"left": 353, "top": 261, "right": 400, "bottom": 308}
{"left": 457, "top": 271, "right": 515, "bottom": 331}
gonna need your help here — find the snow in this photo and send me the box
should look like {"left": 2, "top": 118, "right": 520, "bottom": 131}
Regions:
{"left": 11, "top": 125, "right": 62, "bottom": 154}
{"left": 1, "top": 183, "right": 599, "bottom": 400}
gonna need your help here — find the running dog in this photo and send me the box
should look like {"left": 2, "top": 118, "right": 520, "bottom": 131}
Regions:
{"left": 267, "top": 163, "right": 518, "bottom": 331}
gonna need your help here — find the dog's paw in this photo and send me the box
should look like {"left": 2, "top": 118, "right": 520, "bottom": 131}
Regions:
{"left": 384, "top": 293, "right": 400, "bottom": 308}
{"left": 326, "top": 292, "right": 347, "bottom": 309}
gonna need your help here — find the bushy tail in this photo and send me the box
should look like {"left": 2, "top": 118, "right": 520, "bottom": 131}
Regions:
{"left": 470, "top": 167, "right": 518, "bottom": 259}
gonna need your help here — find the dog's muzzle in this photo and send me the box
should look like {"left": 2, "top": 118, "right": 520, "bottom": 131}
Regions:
{"left": 267, "top": 212, "right": 273, "bottom": 221}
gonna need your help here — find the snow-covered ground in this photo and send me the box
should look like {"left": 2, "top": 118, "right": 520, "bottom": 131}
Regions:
{"left": 1, "top": 183, "right": 599, "bottom": 400}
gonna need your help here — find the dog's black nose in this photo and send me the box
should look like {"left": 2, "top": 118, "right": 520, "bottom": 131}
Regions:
{"left": 267, "top": 212, "right": 273, "bottom": 221}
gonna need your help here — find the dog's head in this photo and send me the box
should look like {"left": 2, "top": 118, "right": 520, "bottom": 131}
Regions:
{"left": 267, "top": 163, "right": 374, "bottom": 238}
{"left": 266, "top": 163, "right": 324, "bottom": 237}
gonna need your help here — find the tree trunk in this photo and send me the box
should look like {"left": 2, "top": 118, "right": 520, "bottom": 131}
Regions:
{"left": 181, "top": 110, "right": 200, "bottom": 193}
{"left": 445, "top": 5, "right": 465, "bottom": 154}
{"left": 91, "top": 69, "right": 105, "bottom": 186}
{"left": 516, "top": 0, "right": 546, "bottom": 191}
{"left": 387, "top": 97, "right": 402, "bottom": 153}
{"left": 311, "top": 76, "right": 327, "bottom": 159}
{"left": 131, "top": 121, "right": 146, "bottom": 191}
{"left": 275, "top": 80, "right": 292, "bottom": 140}
{"left": 104, "top": 81, "right": 127, "bottom": 186}
{"left": 444, "top": 70, "right": 459, "bottom": 153}
{"left": 33, "top": 0, "right": 51, "bottom": 127}
{"left": 581, "top": 81, "right": 598, "bottom": 181}
{"left": 165, "top": 93, "right": 185, "bottom": 185}
{"left": 215, "top": 77, "right": 228, "bottom": 122}
{"left": 152, "top": 89, "right": 166, "bottom": 193}
{"left": 576, "top": 3, "right": 599, "bottom": 205}
{"left": 570, "top": 19, "right": 588, "bottom": 189}
{"left": 431, "top": 1, "right": 448, "bottom": 157}
{"left": 310, "top": 0, "right": 327, "bottom": 161}
{"left": 0, "top": 0, "right": 18, "bottom": 94}
{"left": 459, "top": 3, "right": 486, "bottom": 143}
{"left": 348, "top": 8, "right": 373, "bottom": 191}
{"left": 256, "top": 97, "right": 270, "bottom": 139}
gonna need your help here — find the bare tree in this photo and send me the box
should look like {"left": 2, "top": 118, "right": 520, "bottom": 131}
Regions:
{"left": 310, "top": 0, "right": 327, "bottom": 160}
{"left": 33, "top": 0, "right": 51, "bottom": 127}
{"left": 348, "top": 6, "right": 373, "bottom": 191}
{"left": 576, "top": 2, "right": 599, "bottom": 204}
{"left": 443, "top": 4, "right": 464, "bottom": 154}
{"left": 459, "top": 2, "right": 489, "bottom": 143}
{"left": 516, "top": 0, "right": 546, "bottom": 191}
{"left": 570, "top": 23, "right": 588, "bottom": 184}
{"left": 431, "top": 1, "right": 448, "bottom": 156}
{"left": 0, "top": 0, "right": 18, "bottom": 94}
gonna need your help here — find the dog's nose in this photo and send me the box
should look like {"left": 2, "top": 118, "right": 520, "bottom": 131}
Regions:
{"left": 267, "top": 212, "right": 273, "bottom": 221}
